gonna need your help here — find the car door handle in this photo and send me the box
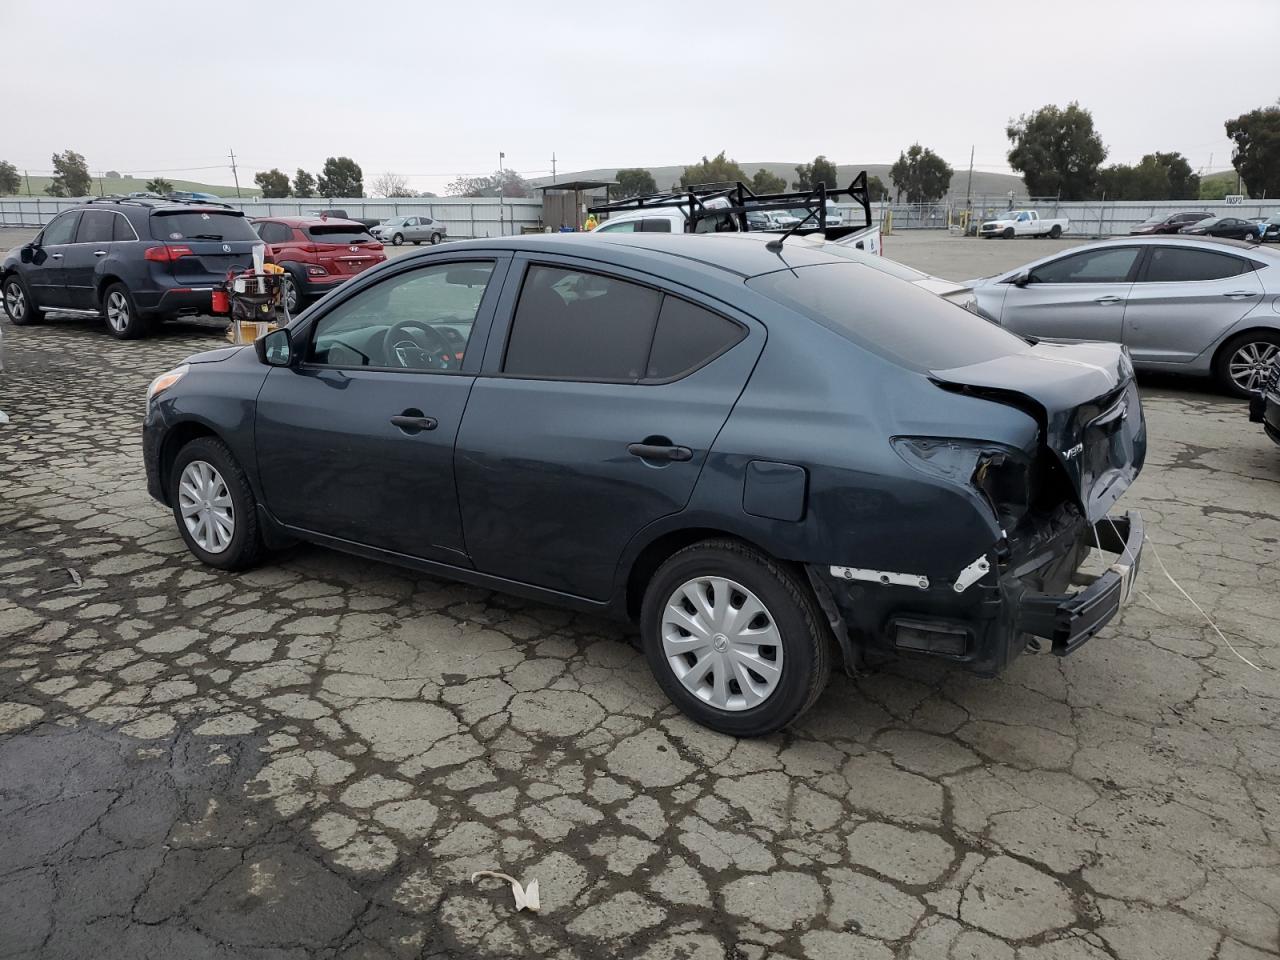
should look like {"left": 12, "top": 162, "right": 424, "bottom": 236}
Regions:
{"left": 93, "top": 250, "right": 107, "bottom": 257}
{"left": 49, "top": 252, "right": 63, "bottom": 260}
{"left": 1223, "top": 290, "right": 1258, "bottom": 299}
{"left": 628, "top": 442, "right": 693, "bottom": 462}
{"left": 390, "top": 414, "right": 438, "bottom": 432}
{"left": 1094, "top": 295, "right": 1124, "bottom": 305}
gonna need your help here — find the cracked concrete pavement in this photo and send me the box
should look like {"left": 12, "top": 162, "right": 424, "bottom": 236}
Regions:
{"left": 1, "top": 246, "right": 1278, "bottom": 958}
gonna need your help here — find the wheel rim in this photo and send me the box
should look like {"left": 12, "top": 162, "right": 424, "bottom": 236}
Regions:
{"left": 178, "top": 460, "right": 234, "bottom": 554}
{"left": 393, "top": 234, "right": 403, "bottom": 245}
{"left": 5, "top": 282, "right": 25, "bottom": 320}
{"left": 106, "top": 291, "right": 129, "bottom": 332}
{"left": 661, "top": 576, "right": 784, "bottom": 712}
{"left": 431, "top": 234, "right": 441, "bottom": 244}
{"left": 1228, "top": 341, "right": 1279, "bottom": 393}
{"left": 282, "top": 275, "right": 298, "bottom": 312}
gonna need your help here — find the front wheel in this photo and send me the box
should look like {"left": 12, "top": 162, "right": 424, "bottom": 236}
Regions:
{"left": 169, "top": 436, "right": 263, "bottom": 570}
{"left": 1002, "top": 227, "right": 1015, "bottom": 239}
{"left": 280, "top": 270, "right": 302, "bottom": 314}
{"left": 2, "top": 275, "right": 43, "bottom": 325}
{"left": 391, "top": 232, "right": 404, "bottom": 246}
{"left": 1215, "top": 331, "right": 1280, "bottom": 398}
{"left": 640, "top": 539, "right": 832, "bottom": 737}
{"left": 102, "top": 282, "right": 150, "bottom": 339}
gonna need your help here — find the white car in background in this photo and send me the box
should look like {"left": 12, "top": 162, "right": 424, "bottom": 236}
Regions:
{"left": 980, "top": 209, "right": 1069, "bottom": 239}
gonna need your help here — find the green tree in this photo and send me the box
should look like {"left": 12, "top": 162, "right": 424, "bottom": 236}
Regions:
{"left": 888, "top": 144, "right": 954, "bottom": 203}
{"left": 104, "top": 170, "right": 121, "bottom": 179}
{"left": 317, "top": 156, "right": 364, "bottom": 198}
{"left": 1151, "top": 151, "right": 1199, "bottom": 199}
{"left": 1006, "top": 102, "right": 1107, "bottom": 200}
{"left": 445, "top": 169, "right": 530, "bottom": 198}
{"left": 792, "top": 155, "right": 839, "bottom": 191}
{"left": 145, "top": 177, "right": 173, "bottom": 195}
{"left": 0, "top": 161, "right": 20, "bottom": 195}
{"left": 1226, "top": 101, "right": 1280, "bottom": 199}
{"left": 1097, "top": 152, "right": 1201, "bottom": 200}
{"left": 679, "top": 152, "right": 747, "bottom": 188}
{"left": 749, "top": 168, "right": 787, "bottom": 194}
{"left": 254, "top": 168, "right": 291, "bottom": 198}
{"left": 611, "top": 168, "right": 658, "bottom": 199}
{"left": 45, "top": 150, "right": 92, "bottom": 197}
{"left": 866, "top": 174, "right": 889, "bottom": 202}
{"left": 293, "top": 168, "right": 317, "bottom": 198}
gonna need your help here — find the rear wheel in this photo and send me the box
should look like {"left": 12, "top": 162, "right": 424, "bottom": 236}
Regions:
{"left": 391, "top": 232, "right": 404, "bottom": 246}
{"left": 2, "top": 275, "right": 42, "bottom": 325}
{"left": 102, "top": 282, "right": 150, "bottom": 339}
{"left": 1049, "top": 224, "right": 1062, "bottom": 239}
{"left": 640, "top": 539, "right": 832, "bottom": 737}
{"left": 1215, "top": 331, "right": 1280, "bottom": 398}
{"left": 169, "top": 436, "right": 263, "bottom": 570}
{"left": 430, "top": 233, "right": 443, "bottom": 245}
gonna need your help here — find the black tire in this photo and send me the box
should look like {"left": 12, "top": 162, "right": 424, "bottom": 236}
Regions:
{"left": 1213, "top": 330, "right": 1280, "bottom": 398}
{"left": 1002, "top": 227, "right": 1015, "bottom": 239}
{"left": 1049, "top": 224, "right": 1062, "bottom": 239}
{"left": 280, "top": 268, "right": 305, "bottom": 315}
{"left": 169, "top": 436, "right": 263, "bottom": 571}
{"left": 2, "top": 274, "right": 43, "bottom": 325}
{"left": 639, "top": 539, "right": 832, "bottom": 737}
{"left": 391, "top": 232, "right": 404, "bottom": 246}
{"left": 101, "top": 282, "right": 151, "bottom": 340}
{"left": 430, "top": 233, "right": 443, "bottom": 245}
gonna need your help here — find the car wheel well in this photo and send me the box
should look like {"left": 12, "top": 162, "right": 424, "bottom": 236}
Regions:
{"left": 1212, "top": 326, "right": 1280, "bottom": 367}
{"left": 96, "top": 275, "right": 124, "bottom": 304}
{"left": 160, "top": 421, "right": 220, "bottom": 499}
{"left": 625, "top": 528, "right": 783, "bottom": 620}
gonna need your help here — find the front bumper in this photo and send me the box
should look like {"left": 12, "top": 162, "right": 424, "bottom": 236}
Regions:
{"left": 142, "top": 404, "right": 167, "bottom": 505}
{"left": 815, "top": 510, "right": 1143, "bottom": 676}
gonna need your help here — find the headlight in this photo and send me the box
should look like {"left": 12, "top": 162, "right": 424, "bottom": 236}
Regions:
{"left": 146, "top": 363, "right": 188, "bottom": 405}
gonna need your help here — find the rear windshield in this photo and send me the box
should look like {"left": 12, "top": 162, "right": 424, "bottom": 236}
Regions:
{"left": 150, "top": 211, "right": 259, "bottom": 241}
{"left": 747, "top": 262, "right": 1029, "bottom": 372}
{"left": 306, "top": 224, "right": 374, "bottom": 244}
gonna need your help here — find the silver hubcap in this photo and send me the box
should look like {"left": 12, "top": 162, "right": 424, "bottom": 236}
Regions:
{"left": 5, "top": 283, "right": 25, "bottom": 320}
{"left": 282, "top": 276, "right": 297, "bottom": 311}
{"left": 1228, "top": 341, "right": 1279, "bottom": 393}
{"left": 178, "top": 460, "right": 234, "bottom": 553}
{"left": 661, "top": 577, "right": 784, "bottom": 712}
{"left": 106, "top": 291, "right": 129, "bottom": 332}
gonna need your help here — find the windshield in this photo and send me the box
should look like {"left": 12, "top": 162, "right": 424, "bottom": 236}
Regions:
{"left": 306, "top": 224, "right": 374, "bottom": 244}
{"left": 748, "top": 262, "right": 1026, "bottom": 373}
{"left": 149, "top": 211, "right": 259, "bottom": 241}
{"left": 1196, "top": 218, "right": 1221, "bottom": 227}
{"left": 383, "top": 217, "right": 407, "bottom": 226}
{"left": 1140, "top": 216, "right": 1163, "bottom": 225}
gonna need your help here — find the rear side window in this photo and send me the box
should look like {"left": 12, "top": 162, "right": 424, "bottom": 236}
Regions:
{"left": 503, "top": 266, "right": 661, "bottom": 381}
{"left": 748, "top": 262, "right": 1030, "bottom": 373}
{"left": 75, "top": 210, "right": 115, "bottom": 244}
{"left": 1143, "top": 247, "right": 1252, "bottom": 282}
{"left": 256, "top": 222, "right": 292, "bottom": 244}
{"left": 306, "top": 224, "right": 374, "bottom": 244}
{"left": 646, "top": 297, "right": 745, "bottom": 380}
{"left": 112, "top": 214, "right": 137, "bottom": 241}
{"left": 1030, "top": 247, "right": 1140, "bottom": 284}
{"left": 597, "top": 220, "right": 637, "bottom": 233}
{"left": 150, "top": 211, "right": 259, "bottom": 241}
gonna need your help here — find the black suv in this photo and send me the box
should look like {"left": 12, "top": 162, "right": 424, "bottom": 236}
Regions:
{"left": 1, "top": 198, "right": 262, "bottom": 339}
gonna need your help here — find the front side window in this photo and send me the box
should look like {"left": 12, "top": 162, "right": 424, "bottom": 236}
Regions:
{"left": 1029, "top": 247, "right": 1140, "bottom": 284}
{"left": 503, "top": 265, "right": 661, "bottom": 381}
{"left": 41, "top": 212, "right": 80, "bottom": 246}
{"left": 639, "top": 218, "right": 673, "bottom": 233}
{"left": 308, "top": 261, "right": 495, "bottom": 370}
{"left": 1142, "top": 247, "right": 1252, "bottom": 283}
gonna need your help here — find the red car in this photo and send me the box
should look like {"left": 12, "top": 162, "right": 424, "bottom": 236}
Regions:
{"left": 251, "top": 216, "right": 385, "bottom": 312}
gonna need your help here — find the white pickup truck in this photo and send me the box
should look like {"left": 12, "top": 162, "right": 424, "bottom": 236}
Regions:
{"left": 979, "top": 209, "right": 1069, "bottom": 239}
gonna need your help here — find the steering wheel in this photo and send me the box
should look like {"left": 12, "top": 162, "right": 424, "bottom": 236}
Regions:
{"left": 383, "top": 319, "right": 454, "bottom": 370}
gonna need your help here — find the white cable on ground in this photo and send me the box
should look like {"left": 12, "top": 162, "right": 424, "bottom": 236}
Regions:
{"left": 1145, "top": 536, "right": 1263, "bottom": 673}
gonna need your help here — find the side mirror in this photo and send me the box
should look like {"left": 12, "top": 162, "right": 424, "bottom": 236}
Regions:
{"left": 20, "top": 246, "right": 34, "bottom": 264}
{"left": 255, "top": 328, "right": 293, "bottom": 366}
{"left": 1011, "top": 271, "right": 1031, "bottom": 288}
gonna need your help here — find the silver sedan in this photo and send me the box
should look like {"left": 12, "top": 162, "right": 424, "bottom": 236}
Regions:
{"left": 372, "top": 215, "right": 447, "bottom": 246}
{"left": 968, "top": 236, "right": 1280, "bottom": 396}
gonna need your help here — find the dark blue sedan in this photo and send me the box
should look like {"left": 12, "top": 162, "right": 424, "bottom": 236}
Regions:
{"left": 143, "top": 233, "right": 1146, "bottom": 736}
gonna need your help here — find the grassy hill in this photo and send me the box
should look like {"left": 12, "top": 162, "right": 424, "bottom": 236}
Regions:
{"left": 1199, "top": 169, "right": 1248, "bottom": 200}
{"left": 533, "top": 161, "right": 1028, "bottom": 201}
{"left": 5, "top": 174, "right": 259, "bottom": 199}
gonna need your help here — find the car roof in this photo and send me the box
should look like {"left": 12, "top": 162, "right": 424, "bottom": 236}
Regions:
{"left": 77, "top": 198, "right": 242, "bottom": 216}
{"left": 252, "top": 215, "right": 364, "bottom": 227}
{"left": 1096, "top": 233, "right": 1270, "bottom": 253}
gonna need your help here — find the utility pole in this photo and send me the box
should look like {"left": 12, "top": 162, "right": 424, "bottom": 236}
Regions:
{"left": 24, "top": 170, "right": 32, "bottom": 196}
{"left": 551, "top": 152, "right": 557, "bottom": 185}
{"left": 228, "top": 148, "right": 242, "bottom": 198}
{"left": 97, "top": 173, "right": 105, "bottom": 197}
{"left": 498, "top": 151, "right": 505, "bottom": 237}
{"left": 964, "top": 145, "right": 975, "bottom": 230}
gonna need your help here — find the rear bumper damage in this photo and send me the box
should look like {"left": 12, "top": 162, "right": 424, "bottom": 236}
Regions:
{"left": 811, "top": 510, "right": 1143, "bottom": 677}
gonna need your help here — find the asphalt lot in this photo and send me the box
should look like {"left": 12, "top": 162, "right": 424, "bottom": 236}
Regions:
{"left": 0, "top": 230, "right": 1277, "bottom": 959}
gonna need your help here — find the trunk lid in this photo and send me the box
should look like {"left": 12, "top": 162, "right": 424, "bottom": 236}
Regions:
{"left": 931, "top": 341, "right": 1146, "bottom": 522}
{"left": 149, "top": 209, "right": 261, "bottom": 283}
{"left": 170, "top": 239, "right": 258, "bottom": 283}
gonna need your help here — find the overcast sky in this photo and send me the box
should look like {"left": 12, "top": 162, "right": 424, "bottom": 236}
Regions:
{"left": 8, "top": 0, "right": 1277, "bottom": 194}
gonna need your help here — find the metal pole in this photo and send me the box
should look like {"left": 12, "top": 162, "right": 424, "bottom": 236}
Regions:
{"left": 498, "top": 151, "right": 505, "bottom": 237}
{"left": 24, "top": 170, "right": 32, "bottom": 196}
{"left": 229, "top": 148, "right": 242, "bottom": 198}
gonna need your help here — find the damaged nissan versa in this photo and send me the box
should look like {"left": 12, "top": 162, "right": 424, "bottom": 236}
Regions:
{"left": 143, "top": 179, "right": 1146, "bottom": 737}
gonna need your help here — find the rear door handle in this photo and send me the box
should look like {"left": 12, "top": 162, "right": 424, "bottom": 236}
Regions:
{"left": 93, "top": 250, "right": 107, "bottom": 257}
{"left": 1094, "top": 295, "right": 1124, "bottom": 305}
{"left": 49, "top": 252, "right": 63, "bottom": 260}
{"left": 628, "top": 442, "right": 693, "bottom": 462}
{"left": 1223, "top": 290, "right": 1258, "bottom": 299}
{"left": 390, "top": 414, "right": 438, "bottom": 432}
